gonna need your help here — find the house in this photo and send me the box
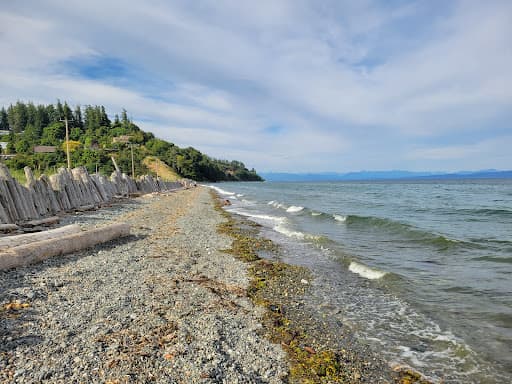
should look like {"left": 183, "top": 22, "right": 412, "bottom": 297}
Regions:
{"left": 33, "top": 145, "right": 57, "bottom": 153}
{"left": 112, "top": 135, "right": 132, "bottom": 144}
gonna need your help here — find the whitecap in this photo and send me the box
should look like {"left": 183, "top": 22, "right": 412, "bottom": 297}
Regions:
{"left": 311, "top": 211, "right": 322, "bottom": 216}
{"left": 274, "top": 223, "right": 306, "bottom": 239}
{"left": 229, "top": 209, "right": 285, "bottom": 223}
{"left": 348, "top": 261, "right": 387, "bottom": 280}
{"left": 209, "top": 186, "right": 235, "bottom": 196}
{"left": 286, "top": 206, "right": 304, "bottom": 213}
{"left": 334, "top": 214, "right": 347, "bottom": 222}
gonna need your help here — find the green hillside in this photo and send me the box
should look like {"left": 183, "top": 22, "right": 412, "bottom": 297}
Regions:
{"left": 0, "top": 101, "right": 263, "bottom": 182}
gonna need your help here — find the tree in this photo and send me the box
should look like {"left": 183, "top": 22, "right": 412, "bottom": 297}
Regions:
{"left": 63, "top": 102, "right": 73, "bottom": 120}
{"left": 121, "top": 109, "right": 129, "bottom": 126}
{"left": 56, "top": 100, "right": 64, "bottom": 119}
{"left": 41, "top": 122, "right": 65, "bottom": 145}
{"left": 73, "top": 105, "right": 83, "bottom": 128}
{"left": 100, "top": 106, "right": 110, "bottom": 126}
{"left": 15, "top": 138, "right": 31, "bottom": 154}
{"left": 46, "top": 104, "right": 60, "bottom": 123}
{"left": 7, "top": 102, "right": 28, "bottom": 133}
{"left": 35, "top": 105, "right": 49, "bottom": 134}
{"left": 26, "top": 102, "right": 37, "bottom": 127}
{"left": 6, "top": 132, "right": 15, "bottom": 154}
{"left": 23, "top": 124, "right": 40, "bottom": 144}
{"left": 0, "top": 107, "right": 8, "bottom": 131}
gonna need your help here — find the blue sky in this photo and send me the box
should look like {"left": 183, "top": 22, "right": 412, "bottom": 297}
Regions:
{"left": 1, "top": 0, "right": 511, "bottom": 172}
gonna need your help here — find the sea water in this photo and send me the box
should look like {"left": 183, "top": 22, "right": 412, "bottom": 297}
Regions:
{"left": 209, "top": 180, "right": 512, "bottom": 383}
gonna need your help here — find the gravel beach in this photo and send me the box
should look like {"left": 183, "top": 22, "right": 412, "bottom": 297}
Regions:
{"left": 0, "top": 187, "right": 288, "bottom": 383}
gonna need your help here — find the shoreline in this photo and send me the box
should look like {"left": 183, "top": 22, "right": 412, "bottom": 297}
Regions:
{"left": 212, "top": 190, "right": 430, "bottom": 384}
{"left": 1, "top": 186, "right": 426, "bottom": 383}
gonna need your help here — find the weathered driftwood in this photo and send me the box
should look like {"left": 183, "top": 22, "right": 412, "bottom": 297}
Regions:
{"left": 74, "top": 167, "right": 102, "bottom": 205}
{"left": 0, "top": 164, "right": 22, "bottom": 222}
{"left": 39, "top": 174, "right": 61, "bottom": 214}
{"left": 0, "top": 223, "right": 131, "bottom": 270}
{"left": 25, "top": 167, "right": 49, "bottom": 217}
{"left": 75, "top": 205, "right": 95, "bottom": 212}
{"left": 22, "top": 216, "right": 60, "bottom": 228}
{"left": 49, "top": 170, "right": 73, "bottom": 211}
{"left": 0, "top": 224, "right": 82, "bottom": 250}
{"left": 0, "top": 202, "right": 10, "bottom": 224}
{"left": 0, "top": 165, "right": 185, "bottom": 225}
{"left": 0, "top": 224, "right": 19, "bottom": 233}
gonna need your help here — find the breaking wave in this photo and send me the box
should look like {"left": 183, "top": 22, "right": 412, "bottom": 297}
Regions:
{"left": 348, "top": 261, "right": 387, "bottom": 280}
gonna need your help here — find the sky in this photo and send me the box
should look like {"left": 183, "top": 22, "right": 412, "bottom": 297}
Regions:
{"left": 1, "top": 0, "right": 511, "bottom": 173}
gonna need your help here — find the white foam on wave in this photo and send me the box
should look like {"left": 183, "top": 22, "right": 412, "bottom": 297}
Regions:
{"left": 236, "top": 194, "right": 244, "bottom": 197}
{"left": 286, "top": 206, "right": 304, "bottom": 213}
{"left": 274, "top": 223, "right": 306, "bottom": 239}
{"left": 348, "top": 261, "right": 387, "bottom": 280}
{"left": 273, "top": 223, "right": 324, "bottom": 241}
{"left": 311, "top": 211, "right": 322, "bottom": 216}
{"left": 229, "top": 209, "right": 285, "bottom": 223}
{"left": 268, "top": 201, "right": 287, "bottom": 209}
{"left": 209, "top": 185, "right": 235, "bottom": 196}
{"left": 334, "top": 214, "right": 347, "bottom": 222}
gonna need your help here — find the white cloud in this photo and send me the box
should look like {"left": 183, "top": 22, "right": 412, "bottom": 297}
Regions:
{"left": 1, "top": 0, "right": 511, "bottom": 172}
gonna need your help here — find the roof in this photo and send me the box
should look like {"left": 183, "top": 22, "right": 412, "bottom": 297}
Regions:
{"left": 112, "top": 135, "right": 132, "bottom": 144}
{"left": 33, "top": 145, "right": 57, "bottom": 153}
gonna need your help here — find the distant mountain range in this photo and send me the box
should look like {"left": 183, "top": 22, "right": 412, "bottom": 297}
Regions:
{"left": 260, "top": 170, "right": 512, "bottom": 182}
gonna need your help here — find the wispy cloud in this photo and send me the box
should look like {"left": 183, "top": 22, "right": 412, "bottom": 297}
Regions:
{"left": 1, "top": 0, "right": 511, "bottom": 172}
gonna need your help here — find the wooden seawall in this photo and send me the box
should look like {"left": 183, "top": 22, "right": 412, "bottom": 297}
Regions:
{"left": 0, "top": 164, "right": 184, "bottom": 226}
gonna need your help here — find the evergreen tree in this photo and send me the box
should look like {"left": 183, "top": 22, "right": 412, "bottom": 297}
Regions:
{"left": 46, "top": 104, "right": 60, "bottom": 123}
{"left": 7, "top": 102, "right": 28, "bottom": 133}
{"left": 56, "top": 100, "right": 64, "bottom": 119}
{"left": 0, "top": 107, "right": 8, "bottom": 131}
{"left": 121, "top": 108, "right": 129, "bottom": 126}
{"left": 73, "top": 105, "right": 83, "bottom": 128}
{"left": 63, "top": 102, "right": 73, "bottom": 120}
{"left": 100, "top": 106, "right": 110, "bottom": 126}
{"left": 35, "top": 105, "right": 49, "bottom": 135}
{"left": 26, "top": 102, "right": 37, "bottom": 126}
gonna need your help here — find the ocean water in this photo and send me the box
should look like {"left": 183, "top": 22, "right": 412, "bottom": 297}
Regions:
{"left": 209, "top": 180, "right": 512, "bottom": 383}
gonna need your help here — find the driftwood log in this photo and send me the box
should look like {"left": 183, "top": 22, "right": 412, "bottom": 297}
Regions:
{"left": 0, "top": 224, "right": 82, "bottom": 251}
{"left": 0, "top": 223, "right": 131, "bottom": 270}
{"left": 21, "top": 216, "right": 61, "bottom": 228}
{"left": 0, "top": 224, "right": 19, "bottom": 233}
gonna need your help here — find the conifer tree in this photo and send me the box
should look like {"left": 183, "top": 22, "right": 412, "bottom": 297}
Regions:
{"left": 0, "top": 108, "right": 8, "bottom": 131}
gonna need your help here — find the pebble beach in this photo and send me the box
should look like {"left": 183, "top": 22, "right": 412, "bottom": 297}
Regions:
{"left": 1, "top": 187, "right": 401, "bottom": 383}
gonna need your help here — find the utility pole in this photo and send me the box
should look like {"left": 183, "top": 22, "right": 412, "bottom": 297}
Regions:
{"left": 59, "top": 117, "right": 74, "bottom": 169}
{"left": 128, "top": 143, "right": 139, "bottom": 178}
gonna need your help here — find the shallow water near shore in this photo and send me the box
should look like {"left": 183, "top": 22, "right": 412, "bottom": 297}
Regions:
{"left": 209, "top": 180, "right": 512, "bottom": 383}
